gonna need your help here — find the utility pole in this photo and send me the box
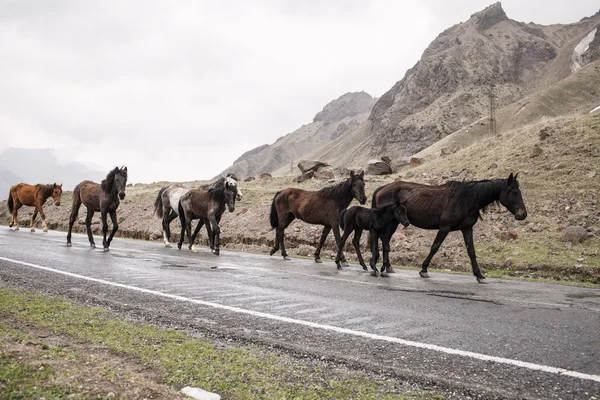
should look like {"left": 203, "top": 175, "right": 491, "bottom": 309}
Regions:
{"left": 488, "top": 83, "right": 497, "bottom": 135}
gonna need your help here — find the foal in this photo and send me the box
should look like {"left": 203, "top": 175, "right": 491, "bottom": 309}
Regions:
{"left": 336, "top": 200, "right": 409, "bottom": 275}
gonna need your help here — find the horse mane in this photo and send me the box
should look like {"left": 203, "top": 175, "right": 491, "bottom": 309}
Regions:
{"left": 37, "top": 184, "right": 55, "bottom": 198}
{"left": 447, "top": 179, "right": 503, "bottom": 216}
{"left": 202, "top": 177, "right": 226, "bottom": 191}
{"left": 101, "top": 167, "right": 127, "bottom": 193}
{"left": 321, "top": 177, "right": 352, "bottom": 200}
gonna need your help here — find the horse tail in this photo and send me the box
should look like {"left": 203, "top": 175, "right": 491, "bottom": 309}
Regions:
{"left": 269, "top": 191, "right": 281, "bottom": 229}
{"left": 178, "top": 199, "right": 186, "bottom": 226}
{"left": 340, "top": 209, "right": 348, "bottom": 230}
{"left": 371, "top": 186, "right": 382, "bottom": 208}
{"left": 7, "top": 188, "right": 14, "bottom": 213}
{"left": 154, "top": 186, "right": 167, "bottom": 218}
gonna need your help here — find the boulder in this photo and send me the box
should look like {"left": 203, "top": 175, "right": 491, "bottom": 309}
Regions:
{"left": 244, "top": 176, "right": 255, "bottom": 182}
{"left": 409, "top": 157, "right": 424, "bottom": 168}
{"left": 365, "top": 159, "right": 392, "bottom": 175}
{"left": 313, "top": 167, "right": 335, "bottom": 180}
{"left": 563, "top": 226, "right": 587, "bottom": 243}
{"left": 530, "top": 144, "right": 543, "bottom": 157}
{"left": 391, "top": 157, "right": 410, "bottom": 172}
{"left": 259, "top": 172, "right": 272, "bottom": 180}
{"left": 296, "top": 171, "right": 314, "bottom": 183}
{"left": 297, "top": 160, "right": 329, "bottom": 174}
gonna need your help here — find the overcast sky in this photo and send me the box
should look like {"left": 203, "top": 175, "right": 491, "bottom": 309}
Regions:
{"left": 1, "top": 0, "right": 598, "bottom": 183}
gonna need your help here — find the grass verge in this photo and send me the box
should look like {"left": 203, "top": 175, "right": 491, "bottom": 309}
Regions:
{"left": 0, "top": 288, "right": 440, "bottom": 400}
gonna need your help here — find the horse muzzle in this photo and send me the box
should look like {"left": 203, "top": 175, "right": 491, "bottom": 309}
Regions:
{"left": 119, "top": 192, "right": 126, "bottom": 200}
{"left": 358, "top": 196, "right": 367, "bottom": 205}
{"left": 55, "top": 202, "right": 61, "bottom": 206}
{"left": 515, "top": 209, "right": 527, "bottom": 220}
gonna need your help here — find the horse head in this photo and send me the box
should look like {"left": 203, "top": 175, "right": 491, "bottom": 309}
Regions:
{"left": 350, "top": 170, "right": 367, "bottom": 205}
{"left": 394, "top": 199, "right": 410, "bottom": 227}
{"left": 103, "top": 166, "right": 128, "bottom": 200}
{"left": 52, "top": 183, "right": 63, "bottom": 206}
{"left": 225, "top": 176, "right": 242, "bottom": 201}
{"left": 499, "top": 173, "right": 527, "bottom": 220}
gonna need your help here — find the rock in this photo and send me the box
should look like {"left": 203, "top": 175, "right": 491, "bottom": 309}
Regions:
{"left": 539, "top": 127, "right": 552, "bottom": 140}
{"left": 381, "top": 156, "right": 392, "bottom": 165}
{"left": 530, "top": 144, "right": 543, "bottom": 157}
{"left": 497, "top": 229, "right": 517, "bottom": 241}
{"left": 404, "top": 170, "right": 416, "bottom": 179}
{"left": 297, "top": 160, "right": 329, "bottom": 174}
{"left": 503, "top": 258, "right": 514, "bottom": 268}
{"left": 259, "top": 172, "right": 272, "bottom": 180}
{"left": 588, "top": 170, "right": 597, "bottom": 178}
{"left": 488, "top": 163, "right": 498, "bottom": 170}
{"left": 244, "top": 176, "right": 255, "bottom": 182}
{"left": 409, "top": 157, "right": 424, "bottom": 168}
{"left": 181, "top": 387, "right": 221, "bottom": 400}
{"left": 313, "top": 167, "right": 335, "bottom": 180}
{"left": 563, "top": 226, "right": 588, "bottom": 243}
{"left": 365, "top": 159, "right": 392, "bottom": 175}
{"left": 296, "top": 171, "right": 314, "bottom": 182}
{"left": 440, "top": 143, "right": 460, "bottom": 156}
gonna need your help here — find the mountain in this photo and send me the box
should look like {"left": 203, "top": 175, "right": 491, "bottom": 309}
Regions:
{"left": 217, "top": 92, "right": 377, "bottom": 178}
{"left": 221, "top": 3, "right": 600, "bottom": 176}
{"left": 0, "top": 148, "right": 106, "bottom": 200}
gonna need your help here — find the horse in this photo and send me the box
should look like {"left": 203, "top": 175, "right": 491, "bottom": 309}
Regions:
{"left": 66, "top": 166, "right": 128, "bottom": 251}
{"left": 336, "top": 200, "right": 410, "bottom": 276}
{"left": 153, "top": 175, "right": 241, "bottom": 248}
{"left": 269, "top": 170, "right": 367, "bottom": 264}
{"left": 7, "top": 183, "right": 63, "bottom": 232}
{"left": 177, "top": 181, "right": 238, "bottom": 255}
{"left": 371, "top": 173, "right": 527, "bottom": 283}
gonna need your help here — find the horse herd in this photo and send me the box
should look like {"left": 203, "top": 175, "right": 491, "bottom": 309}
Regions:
{"left": 6, "top": 166, "right": 528, "bottom": 283}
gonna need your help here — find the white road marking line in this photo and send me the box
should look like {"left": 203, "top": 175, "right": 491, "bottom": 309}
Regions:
{"left": 2, "top": 256, "right": 600, "bottom": 383}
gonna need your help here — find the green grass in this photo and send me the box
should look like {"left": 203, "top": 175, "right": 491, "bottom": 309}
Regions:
{"left": 0, "top": 288, "right": 440, "bottom": 400}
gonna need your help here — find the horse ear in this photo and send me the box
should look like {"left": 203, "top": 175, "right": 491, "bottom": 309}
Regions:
{"left": 124, "top": 166, "right": 128, "bottom": 172}
{"left": 350, "top": 170, "right": 355, "bottom": 178}
{"left": 358, "top": 170, "right": 364, "bottom": 179}
{"left": 59, "top": 183, "right": 63, "bottom": 188}
{"left": 53, "top": 183, "right": 56, "bottom": 188}
{"left": 514, "top": 172, "right": 519, "bottom": 180}
{"left": 508, "top": 173, "right": 514, "bottom": 183}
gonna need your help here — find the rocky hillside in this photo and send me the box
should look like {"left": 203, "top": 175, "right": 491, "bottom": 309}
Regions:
{"left": 217, "top": 92, "right": 376, "bottom": 179}
{"left": 275, "top": 3, "right": 600, "bottom": 174}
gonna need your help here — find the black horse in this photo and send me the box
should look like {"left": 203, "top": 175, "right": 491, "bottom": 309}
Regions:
{"left": 67, "top": 166, "right": 128, "bottom": 250}
{"left": 177, "top": 183, "right": 237, "bottom": 255}
{"left": 372, "top": 173, "right": 527, "bottom": 283}
{"left": 336, "top": 200, "right": 410, "bottom": 275}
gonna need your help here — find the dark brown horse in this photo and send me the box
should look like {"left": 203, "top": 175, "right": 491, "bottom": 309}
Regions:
{"left": 337, "top": 200, "right": 409, "bottom": 275}
{"left": 7, "top": 183, "right": 63, "bottom": 232}
{"left": 67, "top": 166, "right": 128, "bottom": 250}
{"left": 269, "top": 170, "right": 367, "bottom": 264}
{"left": 371, "top": 173, "right": 527, "bottom": 282}
{"left": 177, "top": 183, "right": 237, "bottom": 255}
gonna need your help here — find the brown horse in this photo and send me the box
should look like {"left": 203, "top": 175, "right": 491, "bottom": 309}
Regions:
{"left": 269, "top": 170, "right": 367, "bottom": 264}
{"left": 371, "top": 173, "right": 527, "bottom": 282}
{"left": 7, "top": 183, "right": 63, "bottom": 232}
{"left": 66, "top": 166, "right": 128, "bottom": 250}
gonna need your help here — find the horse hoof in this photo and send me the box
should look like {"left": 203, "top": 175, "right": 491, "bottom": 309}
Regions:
{"left": 14, "top": 227, "right": 19, "bottom": 231}
{"left": 177, "top": 244, "right": 182, "bottom": 250}
{"left": 43, "top": 229, "right": 48, "bottom": 233}
{"left": 269, "top": 249, "right": 275, "bottom": 256}
{"left": 66, "top": 242, "right": 72, "bottom": 247}
{"left": 283, "top": 256, "right": 291, "bottom": 261}
{"left": 315, "top": 258, "right": 323, "bottom": 264}
{"left": 361, "top": 265, "right": 368, "bottom": 271}
{"left": 477, "top": 277, "right": 488, "bottom": 284}
{"left": 337, "top": 265, "right": 343, "bottom": 270}
{"left": 370, "top": 271, "right": 379, "bottom": 277}
{"left": 214, "top": 251, "right": 220, "bottom": 256}
{"left": 164, "top": 243, "right": 172, "bottom": 248}
{"left": 103, "top": 247, "right": 110, "bottom": 252}
{"left": 90, "top": 244, "right": 96, "bottom": 249}
{"left": 419, "top": 272, "right": 430, "bottom": 278}
{"left": 342, "top": 262, "right": 349, "bottom": 267}
{"left": 191, "top": 248, "right": 198, "bottom": 253}
{"left": 381, "top": 271, "right": 389, "bottom": 278}
{"left": 30, "top": 228, "right": 35, "bottom": 232}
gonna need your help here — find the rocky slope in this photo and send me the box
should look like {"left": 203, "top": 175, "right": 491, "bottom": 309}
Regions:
{"left": 217, "top": 92, "right": 376, "bottom": 179}
{"left": 290, "top": 3, "right": 600, "bottom": 173}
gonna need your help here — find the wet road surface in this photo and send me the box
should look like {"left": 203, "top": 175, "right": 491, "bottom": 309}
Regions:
{"left": 1, "top": 228, "right": 599, "bottom": 399}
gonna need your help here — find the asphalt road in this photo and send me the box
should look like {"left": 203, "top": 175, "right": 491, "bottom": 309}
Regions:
{"left": 1, "top": 228, "right": 599, "bottom": 399}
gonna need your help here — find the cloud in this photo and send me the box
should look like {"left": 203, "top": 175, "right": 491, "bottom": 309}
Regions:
{"left": 0, "top": 0, "right": 597, "bottom": 182}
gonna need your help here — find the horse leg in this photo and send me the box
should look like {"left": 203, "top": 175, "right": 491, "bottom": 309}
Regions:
{"left": 12, "top": 199, "right": 21, "bottom": 230}
{"left": 420, "top": 228, "right": 450, "bottom": 278}
{"left": 191, "top": 219, "right": 205, "bottom": 251}
{"left": 269, "top": 227, "right": 280, "bottom": 256}
{"left": 335, "top": 226, "right": 352, "bottom": 270}
{"left": 67, "top": 197, "right": 82, "bottom": 246}
{"left": 272, "top": 213, "right": 294, "bottom": 260}
{"left": 30, "top": 208, "right": 38, "bottom": 232}
{"left": 369, "top": 230, "right": 380, "bottom": 277}
{"left": 101, "top": 211, "right": 110, "bottom": 250}
{"left": 332, "top": 223, "right": 348, "bottom": 267}
{"left": 380, "top": 233, "right": 392, "bottom": 277}
{"left": 162, "top": 211, "right": 177, "bottom": 247}
{"left": 85, "top": 209, "right": 96, "bottom": 249}
{"left": 208, "top": 216, "right": 220, "bottom": 255}
{"left": 352, "top": 228, "right": 368, "bottom": 271}
{"left": 462, "top": 227, "right": 486, "bottom": 283}
{"left": 314, "top": 225, "right": 331, "bottom": 263}
{"left": 105, "top": 210, "right": 119, "bottom": 251}
{"left": 38, "top": 202, "right": 48, "bottom": 232}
